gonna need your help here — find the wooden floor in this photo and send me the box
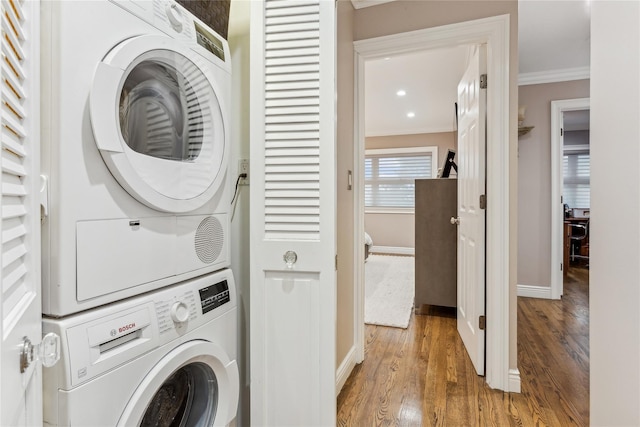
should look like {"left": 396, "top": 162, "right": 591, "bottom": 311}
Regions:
{"left": 337, "top": 267, "right": 589, "bottom": 426}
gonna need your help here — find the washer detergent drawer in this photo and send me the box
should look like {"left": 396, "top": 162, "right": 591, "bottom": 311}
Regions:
{"left": 76, "top": 218, "right": 177, "bottom": 301}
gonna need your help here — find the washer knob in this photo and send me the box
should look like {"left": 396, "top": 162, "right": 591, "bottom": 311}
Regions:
{"left": 165, "top": 3, "right": 184, "bottom": 32}
{"left": 170, "top": 301, "right": 190, "bottom": 324}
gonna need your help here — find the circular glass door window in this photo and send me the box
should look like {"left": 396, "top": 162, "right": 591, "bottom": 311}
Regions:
{"left": 140, "top": 362, "right": 218, "bottom": 427}
{"left": 119, "top": 58, "right": 203, "bottom": 162}
{"left": 90, "top": 36, "right": 228, "bottom": 213}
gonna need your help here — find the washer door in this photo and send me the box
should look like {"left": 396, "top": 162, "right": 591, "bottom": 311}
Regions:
{"left": 118, "top": 340, "right": 239, "bottom": 427}
{"left": 90, "top": 35, "right": 227, "bottom": 213}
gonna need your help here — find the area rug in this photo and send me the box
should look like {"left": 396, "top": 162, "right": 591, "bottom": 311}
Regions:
{"left": 364, "top": 255, "right": 415, "bottom": 329}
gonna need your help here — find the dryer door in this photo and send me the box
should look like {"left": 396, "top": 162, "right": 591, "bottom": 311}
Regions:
{"left": 118, "top": 340, "right": 239, "bottom": 427}
{"left": 90, "top": 35, "right": 228, "bottom": 213}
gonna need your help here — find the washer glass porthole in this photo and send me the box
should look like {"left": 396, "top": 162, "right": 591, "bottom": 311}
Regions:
{"left": 119, "top": 50, "right": 214, "bottom": 162}
{"left": 140, "top": 362, "right": 218, "bottom": 427}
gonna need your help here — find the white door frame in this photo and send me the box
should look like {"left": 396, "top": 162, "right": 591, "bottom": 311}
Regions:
{"left": 550, "top": 98, "right": 590, "bottom": 300}
{"left": 353, "top": 14, "right": 516, "bottom": 391}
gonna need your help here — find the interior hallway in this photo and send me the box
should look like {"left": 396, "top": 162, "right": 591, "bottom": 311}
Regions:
{"left": 337, "top": 268, "right": 589, "bottom": 426}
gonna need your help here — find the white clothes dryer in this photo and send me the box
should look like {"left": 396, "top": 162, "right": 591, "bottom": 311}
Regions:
{"left": 41, "top": 0, "right": 232, "bottom": 316}
{"left": 43, "top": 269, "right": 239, "bottom": 426}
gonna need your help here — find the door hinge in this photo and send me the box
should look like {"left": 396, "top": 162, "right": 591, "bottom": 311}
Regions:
{"left": 480, "top": 74, "right": 488, "bottom": 89}
{"left": 561, "top": 128, "right": 564, "bottom": 136}
{"left": 479, "top": 315, "right": 486, "bottom": 330}
{"left": 560, "top": 263, "right": 563, "bottom": 272}
{"left": 479, "top": 194, "right": 487, "bottom": 209}
{"left": 335, "top": 254, "right": 338, "bottom": 271}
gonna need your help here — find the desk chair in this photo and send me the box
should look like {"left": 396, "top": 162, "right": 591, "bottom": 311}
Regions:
{"left": 570, "top": 219, "right": 589, "bottom": 265}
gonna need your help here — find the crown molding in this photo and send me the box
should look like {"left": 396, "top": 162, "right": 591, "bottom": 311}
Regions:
{"left": 350, "top": 0, "right": 396, "bottom": 10}
{"left": 518, "top": 66, "right": 590, "bottom": 86}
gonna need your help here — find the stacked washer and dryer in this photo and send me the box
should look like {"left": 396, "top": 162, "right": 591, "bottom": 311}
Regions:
{"left": 40, "top": 1, "right": 239, "bottom": 425}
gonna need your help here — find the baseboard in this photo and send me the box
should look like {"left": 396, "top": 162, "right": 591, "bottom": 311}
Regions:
{"left": 509, "top": 368, "right": 521, "bottom": 393}
{"left": 370, "top": 246, "right": 414, "bottom": 256}
{"left": 336, "top": 346, "right": 357, "bottom": 395}
{"left": 517, "top": 284, "right": 552, "bottom": 299}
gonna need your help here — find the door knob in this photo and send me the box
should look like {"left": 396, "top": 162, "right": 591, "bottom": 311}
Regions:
{"left": 283, "top": 250, "right": 298, "bottom": 269}
{"left": 450, "top": 216, "right": 460, "bottom": 225}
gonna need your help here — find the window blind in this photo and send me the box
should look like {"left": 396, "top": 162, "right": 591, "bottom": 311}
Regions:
{"left": 563, "top": 153, "right": 590, "bottom": 208}
{"left": 365, "top": 152, "right": 433, "bottom": 208}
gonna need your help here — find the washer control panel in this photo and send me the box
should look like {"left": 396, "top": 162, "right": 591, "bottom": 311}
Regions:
{"left": 199, "top": 279, "right": 230, "bottom": 314}
{"left": 154, "top": 277, "right": 232, "bottom": 335}
{"left": 155, "top": 290, "right": 198, "bottom": 334}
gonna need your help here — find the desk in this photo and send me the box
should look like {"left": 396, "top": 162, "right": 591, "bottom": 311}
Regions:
{"left": 563, "top": 217, "right": 589, "bottom": 275}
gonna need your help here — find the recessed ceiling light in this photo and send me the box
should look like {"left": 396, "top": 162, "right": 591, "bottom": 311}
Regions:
{"left": 407, "top": 112, "right": 415, "bottom": 118}
{"left": 396, "top": 90, "right": 406, "bottom": 97}
{"left": 384, "top": 57, "right": 391, "bottom": 60}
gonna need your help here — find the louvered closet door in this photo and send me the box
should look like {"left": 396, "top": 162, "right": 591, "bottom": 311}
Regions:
{"left": 249, "top": 0, "right": 336, "bottom": 425}
{"left": 0, "top": 0, "right": 43, "bottom": 425}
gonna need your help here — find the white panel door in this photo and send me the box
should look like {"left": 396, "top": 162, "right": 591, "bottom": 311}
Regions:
{"left": 456, "top": 45, "right": 486, "bottom": 376}
{"left": 250, "top": 1, "right": 336, "bottom": 426}
{"left": 0, "top": 1, "right": 45, "bottom": 425}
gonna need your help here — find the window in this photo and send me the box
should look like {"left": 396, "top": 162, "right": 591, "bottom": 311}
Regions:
{"left": 365, "top": 147, "right": 438, "bottom": 210}
{"left": 563, "top": 151, "right": 590, "bottom": 208}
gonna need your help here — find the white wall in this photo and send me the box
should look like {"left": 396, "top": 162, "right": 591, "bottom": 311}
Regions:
{"left": 228, "top": 2, "right": 251, "bottom": 425}
{"left": 590, "top": 1, "right": 640, "bottom": 425}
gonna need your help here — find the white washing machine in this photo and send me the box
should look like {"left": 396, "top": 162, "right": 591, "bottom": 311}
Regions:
{"left": 43, "top": 269, "right": 239, "bottom": 426}
{"left": 41, "top": 0, "right": 232, "bottom": 316}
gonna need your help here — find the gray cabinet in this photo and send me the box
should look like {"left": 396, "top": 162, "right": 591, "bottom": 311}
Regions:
{"left": 414, "top": 179, "right": 457, "bottom": 309}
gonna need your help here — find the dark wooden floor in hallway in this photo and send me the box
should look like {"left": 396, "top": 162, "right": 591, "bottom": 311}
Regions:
{"left": 337, "top": 267, "right": 589, "bottom": 426}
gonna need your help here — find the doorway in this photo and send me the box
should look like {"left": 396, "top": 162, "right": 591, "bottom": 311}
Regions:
{"left": 353, "top": 15, "right": 514, "bottom": 391}
{"left": 550, "top": 98, "right": 590, "bottom": 299}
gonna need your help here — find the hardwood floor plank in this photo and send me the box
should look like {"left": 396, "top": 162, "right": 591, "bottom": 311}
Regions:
{"left": 337, "top": 267, "right": 589, "bottom": 426}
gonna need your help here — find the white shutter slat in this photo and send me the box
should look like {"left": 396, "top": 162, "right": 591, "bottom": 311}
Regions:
{"left": 2, "top": 261, "right": 26, "bottom": 298}
{"left": 263, "top": 0, "right": 321, "bottom": 240}
{"left": 265, "top": 4, "right": 319, "bottom": 18}
{"left": 1, "top": 58, "right": 26, "bottom": 97}
{"left": 265, "top": 123, "right": 319, "bottom": 134}
{"left": 265, "top": 0, "right": 319, "bottom": 10}
{"left": 265, "top": 30, "right": 319, "bottom": 43}
{"left": 1, "top": 81, "right": 26, "bottom": 119}
{"left": 2, "top": 172, "right": 26, "bottom": 196}
{"left": 265, "top": 206, "right": 320, "bottom": 215}
{"left": 266, "top": 56, "right": 319, "bottom": 69}
{"left": 2, "top": 217, "right": 26, "bottom": 244}
{"left": 265, "top": 189, "right": 320, "bottom": 199}
{"left": 265, "top": 147, "right": 319, "bottom": 157}
{"left": 1, "top": 0, "right": 37, "bottom": 333}
{"left": 264, "top": 173, "right": 318, "bottom": 182}
{"left": 2, "top": 147, "right": 26, "bottom": 176}
{"left": 265, "top": 181, "right": 319, "bottom": 191}
{"left": 1, "top": 125, "right": 27, "bottom": 157}
{"left": 266, "top": 104, "right": 319, "bottom": 116}
{"left": 266, "top": 89, "right": 319, "bottom": 100}
{"left": 266, "top": 97, "right": 319, "bottom": 107}
{"left": 266, "top": 79, "right": 319, "bottom": 92}
{"left": 266, "top": 138, "right": 320, "bottom": 148}
{"left": 1, "top": 45, "right": 26, "bottom": 87}
{"left": 1, "top": 0, "right": 26, "bottom": 40}
{"left": 1, "top": 109, "right": 26, "bottom": 138}
{"left": 2, "top": 199, "right": 27, "bottom": 220}
{"left": 265, "top": 198, "right": 319, "bottom": 207}
{"left": 265, "top": 46, "right": 319, "bottom": 59}
{"left": 1, "top": 14, "right": 25, "bottom": 61}
{"left": 265, "top": 71, "right": 319, "bottom": 83}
